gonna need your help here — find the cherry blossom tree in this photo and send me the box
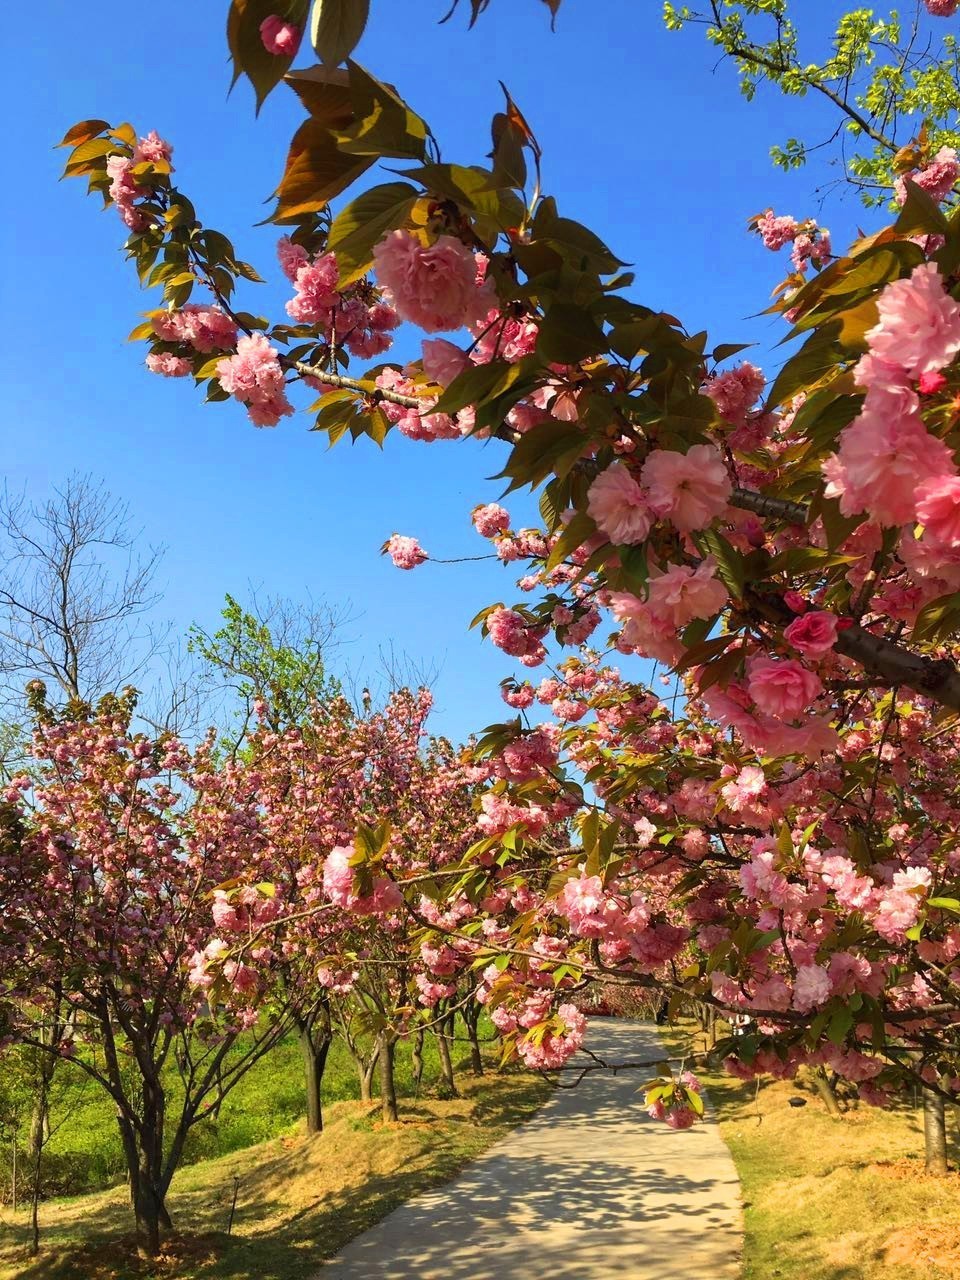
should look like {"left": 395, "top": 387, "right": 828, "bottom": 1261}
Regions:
{"left": 0, "top": 690, "right": 328, "bottom": 1255}
{"left": 191, "top": 684, "right": 485, "bottom": 1124}
{"left": 56, "top": 0, "right": 960, "bottom": 1162}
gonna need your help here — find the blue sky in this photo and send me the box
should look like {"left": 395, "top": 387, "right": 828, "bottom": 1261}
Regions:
{"left": 1, "top": 0, "right": 881, "bottom": 743}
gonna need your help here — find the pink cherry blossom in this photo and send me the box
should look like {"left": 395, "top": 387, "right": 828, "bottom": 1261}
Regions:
{"left": 152, "top": 304, "right": 238, "bottom": 353}
{"left": 640, "top": 444, "right": 732, "bottom": 532}
{"left": 824, "top": 379, "right": 955, "bottom": 526}
{"left": 895, "top": 146, "right": 959, "bottom": 205}
{"left": 146, "top": 352, "right": 191, "bottom": 378}
{"left": 277, "top": 236, "right": 309, "bottom": 283}
{"left": 793, "top": 964, "right": 832, "bottom": 1012}
{"left": 422, "top": 338, "right": 470, "bottom": 387}
{"left": 915, "top": 474, "right": 960, "bottom": 547}
{"left": 260, "top": 15, "right": 301, "bottom": 57}
{"left": 721, "top": 765, "right": 766, "bottom": 812}
{"left": 373, "top": 230, "right": 493, "bottom": 333}
{"left": 646, "top": 560, "right": 729, "bottom": 628}
{"left": 105, "top": 154, "right": 149, "bottom": 231}
{"left": 705, "top": 362, "right": 765, "bottom": 422}
{"left": 747, "top": 656, "right": 823, "bottom": 720}
{"left": 215, "top": 333, "right": 293, "bottom": 427}
{"left": 472, "top": 503, "right": 510, "bottom": 538}
{"left": 486, "top": 606, "right": 547, "bottom": 664}
{"left": 132, "top": 131, "right": 173, "bottom": 165}
{"left": 866, "top": 263, "right": 960, "bottom": 378}
{"left": 286, "top": 253, "right": 340, "bottom": 323}
{"left": 587, "top": 462, "right": 652, "bottom": 544}
{"left": 783, "top": 611, "right": 839, "bottom": 659}
{"left": 384, "top": 534, "right": 428, "bottom": 569}
{"left": 755, "top": 211, "right": 799, "bottom": 250}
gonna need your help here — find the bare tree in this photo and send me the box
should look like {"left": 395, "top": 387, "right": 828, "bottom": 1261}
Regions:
{"left": 344, "top": 640, "right": 441, "bottom": 716}
{"left": 0, "top": 475, "right": 165, "bottom": 712}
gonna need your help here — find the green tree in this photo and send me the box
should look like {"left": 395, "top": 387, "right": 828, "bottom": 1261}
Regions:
{"left": 663, "top": 1, "right": 960, "bottom": 204}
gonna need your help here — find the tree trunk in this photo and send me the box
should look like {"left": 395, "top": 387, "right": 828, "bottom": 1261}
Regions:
{"left": 378, "top": 1033, "right": 398, "bottom": 1123}
{"left": 924, "top": 1088, "right": 949, "bottom": 1175}
{"left": 411, "top": 1030, "right": 425, "bottom": 1095}
{"left": 28, "top": 1099, "right": 47, "bottom": 1255}
{"left": 358, "top": 1045, "right": 380, "bottom": 1103}
{"left": 463, "top": 1007, "right": 484, "bottom": 1077}
{"left": 117, "top": 1089, "right": 169, "bottom": 1257}
{"left": 298, "top": 1022, "right": 332, "bottom": 1135}
{"left": 435, "top": 1020, "right": 458, "bottom": 1096}
{"left": 812, "top": 1069, "right": 842, "bottom": 1119}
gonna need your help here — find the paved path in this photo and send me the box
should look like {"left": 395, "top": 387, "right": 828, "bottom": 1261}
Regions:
{"left": 320, "top": 1020, "right": 743, "bottom": 1279}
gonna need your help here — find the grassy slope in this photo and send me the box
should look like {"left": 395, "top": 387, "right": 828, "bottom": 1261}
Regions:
{"left": 0, "top": 1068, "right": 548, "bottom": 1280}
{"left": 26, "top": 1031, "right": 460, "bottom": 1197}
{"left": 661, "top": 1022, "right": 960, "bottom": 1280}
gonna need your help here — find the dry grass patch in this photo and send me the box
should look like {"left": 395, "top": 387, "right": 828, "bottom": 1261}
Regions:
{"left": 0, "top": 1070, "right": 548, "bottom": 1280}
{"left": 661, "top": 1022, "right": 960, "bottom": 1280}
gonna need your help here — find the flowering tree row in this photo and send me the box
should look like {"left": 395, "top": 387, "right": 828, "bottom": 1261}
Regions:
{"left": 46, "top": 0, "right": 960, "bottom": 1209}
{"left": 0, "top": 680, "right": 482, "bottom": 1253}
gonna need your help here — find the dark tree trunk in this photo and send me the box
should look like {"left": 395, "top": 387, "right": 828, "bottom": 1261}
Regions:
{"left": 116, "top": 1085, "right": 169, "bottom": 1257}
{"left": 298, "top": 1021, "right": 332, "bottom": 1134}
{"left": 411, "top": 1030, "right": 425, "bottom": 1095}
{"left": 463, "top": 1006, "right": 484, "bottom": 1077}
{"left": 924, "top": 1088, "right": 949, "bottom": 1175}
{"left": 435, "top": 1015, "right": 458, "bottom": 1096}
{"left": 378, "top": 1033, "right": 398, "bottom": 1123}
{"left": 28, "top": 1076, "right": 51, "bottom": 1254}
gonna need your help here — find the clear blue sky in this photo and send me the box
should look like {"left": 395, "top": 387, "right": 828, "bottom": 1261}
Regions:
{"left": 1, "top": 0, "right": 877, "bottom": 743}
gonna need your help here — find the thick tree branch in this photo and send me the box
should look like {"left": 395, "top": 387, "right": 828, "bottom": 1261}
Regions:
{"left": 730, "top": 487, "right": 808, "bottom": 524}
{"left": 747, "top": 589, "right": 960, "bottom": 713}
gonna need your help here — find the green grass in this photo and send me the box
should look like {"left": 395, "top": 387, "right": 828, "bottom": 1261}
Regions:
{"left": 13, "top": 1027, "right": 464, "bottom": 1199}
{"left": 660, "top": 1021, "right": 960, "bottom": 1280}
{"left": 0, "top": 1054, "right": 548, "bottom": 1280}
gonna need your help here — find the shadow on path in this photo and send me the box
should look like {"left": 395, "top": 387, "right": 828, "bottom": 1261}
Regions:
{"left": 319, "top": 1021, "right": 743, "bottom": 1280}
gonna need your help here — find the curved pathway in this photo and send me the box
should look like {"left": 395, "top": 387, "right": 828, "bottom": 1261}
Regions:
{"left": 319, "top": 1020, "right": 743, "bottom": 1279}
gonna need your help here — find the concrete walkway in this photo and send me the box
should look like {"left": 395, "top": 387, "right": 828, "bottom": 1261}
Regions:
{"left": 320, "top": 1020, "right": 743, "bottom": 1279}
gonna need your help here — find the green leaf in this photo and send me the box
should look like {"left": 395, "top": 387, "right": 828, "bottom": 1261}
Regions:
{"left": 435, "top": 360, "right": 527, "bottom": 414}
{"left": 767, "top": 325, "right": 842, "bottom": 409}
{"left": 895, "top": 178, "right": 950, "bottom": 238}
{"left": 57, "top": 119, "right": 111, "bottom": 149}
{"left": 62, "top": 137, "right": 118, "bottom": 176}
{"left": 792, "top": 391, "right": 863, "bottom": 457}
{"left": 228, "top": 0, "right": 309, "bottom": 111}
{"left": 912, "top": 591, "right": 960, "bottom": 644}
{"left": 400, "top": 162, "right": 526, "bottom": 237}
{"left": 310, "top": 0, "right": 370, "bottom": 65}
{"left": 685, "top": 1087, "right": 705, "bottom": 1116}
{"left": 536, "top": 303, "right": 606, "bottom": 364}
{"left": 271, "top": 116, "right": 374, "bottom": 221}
{"left": 495, "top": 420, "right": 586, "bottom": 493}
{"left": 693, "top": 644, "right": 744, "bottom": 693}
{"left": 545, "top": 511, "right": 596, "bottom": 570}
{"left": 694, "top": 528, "right": 746, "bottom": 598}
{"left": 712, "top": 342, "right": 753, "bottom": 363}
{"left": 327, "top": 181, "right": 418, "bottom": 285}
{"left": 334, "top": 61, "right": 429, "bottom": 161}
{"left": 531, "top": 197, "right": 626, "bottom": 275}
{"left": 674, "top": 634, "right": 733, "bottom": 673}
{"left": 820, "top": 247, "right": 915, "bottom": 297}
{"left": 826, "top": 1003, "right": 855, "bottom": 1046}
{"left": 616, "top": 544, "right": 650, "bottom": 596}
